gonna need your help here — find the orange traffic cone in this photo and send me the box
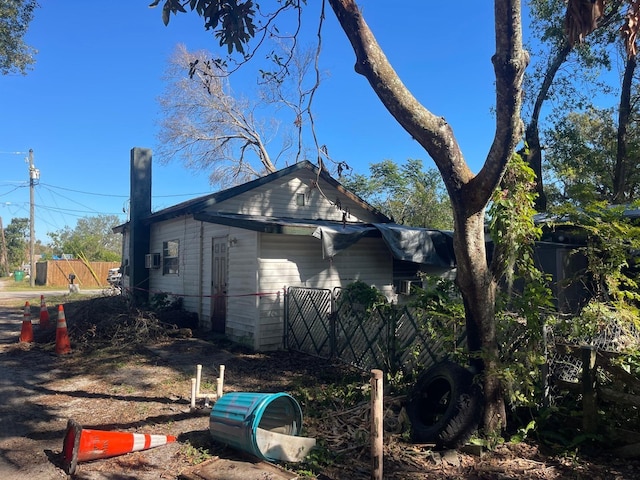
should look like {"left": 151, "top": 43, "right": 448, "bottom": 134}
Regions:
{"left": 39, "top": 295, "right": 50, "bottom": 328}
{"left": 19, "top": 301, "right": 33, "bottom": 343}
{"left": 55, "top": 304, "right": 71, "bottom": 355}
{"left": 62, "top": 419, "right": 177, "bottom": 475}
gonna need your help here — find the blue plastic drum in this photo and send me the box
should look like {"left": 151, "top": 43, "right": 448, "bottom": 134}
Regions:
{"left": 209, "top": 392, "right": 303, "bottom": 461}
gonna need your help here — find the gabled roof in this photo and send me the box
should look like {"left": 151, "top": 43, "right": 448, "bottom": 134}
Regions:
{"left": 144, "top": 160, "right": 390, "bottom": 224}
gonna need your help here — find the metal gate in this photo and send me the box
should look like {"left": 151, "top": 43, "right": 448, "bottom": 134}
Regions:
{"left": 285, "top": 286, "right": 467, "bottom": 374}
{"left": 285, "top": 287, "right": 333, "bottom": 358}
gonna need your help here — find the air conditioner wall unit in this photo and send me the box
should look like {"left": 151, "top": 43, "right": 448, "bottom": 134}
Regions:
{"left": 145, "top": 253, "right": 161, "bottom": 269}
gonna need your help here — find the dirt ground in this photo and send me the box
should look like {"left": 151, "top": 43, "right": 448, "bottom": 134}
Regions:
{"left": 0, "top": 285, "right": 639, "bottom": 480}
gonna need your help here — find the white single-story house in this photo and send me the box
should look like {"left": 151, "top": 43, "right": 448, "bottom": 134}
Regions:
{"left": 114, "top": 148, "right": 455, "bottom": 351}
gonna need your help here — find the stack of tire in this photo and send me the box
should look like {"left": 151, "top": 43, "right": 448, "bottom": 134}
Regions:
{"left": 406, "top": 361, "right": 483, "bottom": 449}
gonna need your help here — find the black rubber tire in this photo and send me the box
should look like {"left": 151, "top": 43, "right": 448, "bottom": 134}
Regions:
{"left": 406, "top": 360, "right": 482, "bottom": 449}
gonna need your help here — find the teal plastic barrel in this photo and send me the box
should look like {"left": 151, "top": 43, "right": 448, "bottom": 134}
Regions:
{"left": 14, "top": 270, "right": 24, "bottom": 282}
{"left": 209, "top": 392, "right": 303, "bottom": 461}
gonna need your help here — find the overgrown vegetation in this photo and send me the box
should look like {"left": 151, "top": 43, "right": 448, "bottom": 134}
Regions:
{"left": 327, "top": 156, "right": 640, "bottom": 456}
{"left": 338, "top": 280, "right": 387, "bottom": 313}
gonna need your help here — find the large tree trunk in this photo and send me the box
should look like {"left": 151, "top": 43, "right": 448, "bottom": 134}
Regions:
{"left": 453, "top": 209, "right": 505, "bottom": 432}
{"left": 614, "top": 55, "right": 636, "bottom": 204}
{"left": 523, "top": 42, "right": 571, "bottom": 212}
{"left": 327, "top": 0, "right": 527, "bottom": 437}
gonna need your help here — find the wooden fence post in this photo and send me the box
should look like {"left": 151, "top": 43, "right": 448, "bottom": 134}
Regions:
{"left": 371, "top": 369, "right": 383, "bottom": 480}
{"left": 582, "top": 346, "right": 598, "bottom": 434}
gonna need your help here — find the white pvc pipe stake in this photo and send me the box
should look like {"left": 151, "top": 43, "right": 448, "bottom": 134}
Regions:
{"left": 190, "top": 378, "right": 196, "bottom": 409}
{"left": 217, "top": 365, "right": 225, "bottom": 398}
{"left": 195, "top": 364, "right": 202, "bottom": 399}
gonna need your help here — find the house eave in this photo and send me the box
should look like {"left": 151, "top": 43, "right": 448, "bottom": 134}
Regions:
{"left": 193, "top": 212, "right": 378, "bottom": 237}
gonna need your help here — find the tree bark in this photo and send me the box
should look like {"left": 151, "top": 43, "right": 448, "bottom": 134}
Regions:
{"left": 327, "top": 0, "right": 528, "bottom": 437}
{"left": 524, "top": 42, "right": 572, "bottom": 212}
{"left": 453, "top": 208, "right": 506, "bottom": 432}
{"left": 613, "top": 55, "right": 636, "bottom": 204}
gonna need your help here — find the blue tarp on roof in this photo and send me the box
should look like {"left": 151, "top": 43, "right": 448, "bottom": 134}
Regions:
{"left": 313, "top": 223, "right": 455, "bottom": 268}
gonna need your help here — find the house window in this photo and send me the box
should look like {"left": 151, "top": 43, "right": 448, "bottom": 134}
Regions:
{"left": 296, "top": 193, "right": 306, "bottom": 206}
{"left": 163, "top": 239, "right": 180, "bottom": 275}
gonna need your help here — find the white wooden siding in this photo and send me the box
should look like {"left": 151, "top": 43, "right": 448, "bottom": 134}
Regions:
{"left": 211, "top": 170, "right": 382, "bottom": 223}
{"left": 256, "top": 233, "right": 393, "bottom": 350}
{"left": 148, "top": 217, "right": 202, "bottom": 313}
{"left": 145, "top": 217, "right": 264, "bottom": 349}
{"left": 224, "top": 228, "right": 260, "bottom": 348}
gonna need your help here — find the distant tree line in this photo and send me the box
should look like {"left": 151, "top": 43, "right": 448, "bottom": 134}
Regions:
{"left": 0, "top": 214, "right": 122, "bottom": 277}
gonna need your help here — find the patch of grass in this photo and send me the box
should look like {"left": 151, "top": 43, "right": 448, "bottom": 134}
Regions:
{"left": 180, "top": 444, "right": 213, "bottom": 465}
{"left": 112, "top": 384, "right": 137, "bottom": 395}
{"left": 160, "top": 375, "right": 188, "bottom": 390}
{"left": 1, "top": 278, "right": 70, "bottom": 292}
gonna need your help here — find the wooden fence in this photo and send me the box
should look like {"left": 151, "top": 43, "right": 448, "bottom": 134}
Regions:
{"left": 554, "top": 344, "right": 640, "bottom": 457}
{"left": 34, "top": 260, "right": 120, "bottom": 287}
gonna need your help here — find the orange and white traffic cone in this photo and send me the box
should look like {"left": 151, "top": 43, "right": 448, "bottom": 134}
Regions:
{"left": 62, "top": 419, "right": 177, "bottom": 475}
{"left": 19, "top": 301, "right": 34, "bottom": 343}
{"left": 39, "top": 295, "right": 50, "bottom": 329}
{"left": 55, "top": 304, "right": 71, "bottom": 355}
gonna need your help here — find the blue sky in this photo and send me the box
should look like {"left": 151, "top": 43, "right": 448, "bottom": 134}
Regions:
{"left": 1, "top": 2, "right": 503, "bottom": 242}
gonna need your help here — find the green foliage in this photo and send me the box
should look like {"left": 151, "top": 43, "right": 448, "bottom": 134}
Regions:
{"left": 0, "top": 0, "right": 38, "bottom": 75}
{"left": 48, "top": 214, "right": 122, "bottom": 262}
{"left": 4, "top": 217, "right": 29, "bottom": 271}
{"left": 340, "top": 159, "right": 454, "bottom": 229}
{"left": 545, "top": 107, "right": 640, "bottom": 208}
{"left": 180, "top": 444, "right": 212, "bottom": 465}
{"left": 615, "top": 350, "right": 640, "bottom": 378}
{"left": 153, "top": 0, "right": 263, "bottom": 55}
{"left": 509, "top": 419, "right": 537, "bottom": 444}
{"left": 489, "top": 152, "right": 547, "bottom": 308}
{"left": 546, "top": 109, "right": 612, "bottom": 205}
{"left": 408, "top": 277, "right": 467, "bottom": 367}
{"left": 550, "top": 202, "right": 640, "bottom": 306}
{"left": 551, "top": 299, "right": 639, "bottom": 345}
{"left": 489, "top": 153, "right": 554, "bottom": 409}
{"left": 412, "top": 276, "right": 464, "bottom": 317}
{"left": 292, "top": 380, "right": 366, "bottom": 418}
{"left": 536, "top": 203, "right": 640, "bottom": 452}
{"left": 150, "top": 292, "right": 183, "bottom": 311}
{"left": 534, "top": 401, "right": 604, "bottom": 452}
{"left": 338, "top": 281, "right": 387, "bottom": 313}
{"left": 288, "top": 373, "right": 366, "bottom": 476}
{"left": 496, "top": 312, "right": 548, "bottom": 407}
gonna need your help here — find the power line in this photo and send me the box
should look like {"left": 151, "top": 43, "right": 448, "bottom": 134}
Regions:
{"left": 39, "top": 182, "right": 212, "bottom": 198}
{"left": 40, "top": 183, "right": 129, "bottom": 198}
{"left": 36, "top": 203, "right": 124, "bottom": 216}
{"left": 0, "top": 185, "right": 27, "bottom": 197}
{"left": 39, "top": 184, "right": 106, "bottom": 215}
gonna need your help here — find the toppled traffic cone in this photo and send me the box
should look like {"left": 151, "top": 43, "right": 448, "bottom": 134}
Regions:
{"left": 39, "top": 295, "right": 50, "bottom": 328}
{"left": 19, "top": 301, "right": 33, "bottom": 343}
{"left": 62, "top": 419, "right": 177, "bottom": 475}
{"left": 55, "top": 304, "right": 71, "bottom": 355}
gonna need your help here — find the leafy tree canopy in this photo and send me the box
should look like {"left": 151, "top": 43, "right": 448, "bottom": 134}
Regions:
{"left": 0, "top": 0, "right": 38, "bottom": 75}
{"left": 48, "top": 215, "right": 122, "bottom": 262}
{"left": 4, "top": 217, "right": 29, "bottom": 269}
{"left": 545, "top": 106, "right": 640, "bottom": 207}
{"left": 340, "top": 159, "right": 453, "bottom": 230}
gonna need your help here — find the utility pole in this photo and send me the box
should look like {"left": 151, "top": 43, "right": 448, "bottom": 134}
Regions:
{"left": 28, "top": 149, "right": 38, "bottom": 287}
